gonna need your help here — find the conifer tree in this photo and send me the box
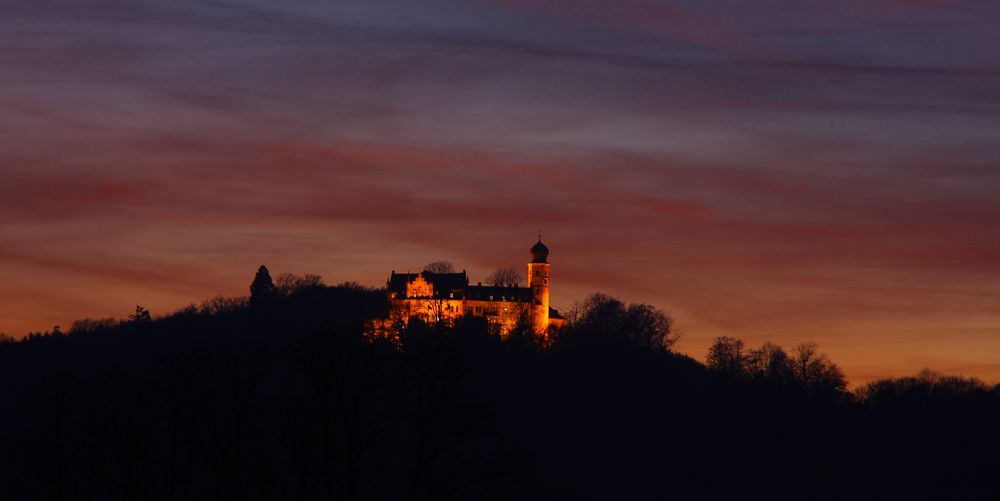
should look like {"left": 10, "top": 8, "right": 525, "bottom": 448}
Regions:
{"left": 128, "top": 305, "right": 152, "bottom": 323}
{"left": 250, "top": 265, "right": 276, "bottom": 306}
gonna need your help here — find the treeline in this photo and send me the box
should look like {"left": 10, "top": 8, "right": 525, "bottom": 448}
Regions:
{"left": 1, "top": 273, "right": 998, "bottom": 499}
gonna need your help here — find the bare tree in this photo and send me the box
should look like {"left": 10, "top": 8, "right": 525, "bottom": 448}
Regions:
{"left": 746, "top": 342, "right": 793, "bottom": 381}
{"left": 706, "top": 336, "right": 746, "bottom": 376}
{"left": 856, "top": 369, "right": 991, "bottom": 404}
{"left": 567, "top": 293, "right": 677, "bottom": 351}
{"left": 423, "top": 261, "right": 455, "bottom": 273}
{"left": 790, "top": 342, "right": 846, "bottom": 394}
{"left": 486, "top": 267, "right": 523, "bottom": 287}
{"left": 623, "top": 303, "right": 676, "bottom": 350}
{"left": 276, "top": 273, "right": 324, "bottom": 296}
{"left": 199, "top": 295, "right": 249, "bottom": 315}
{"left": 69, "top": 317, "right": 118, "bottom": 334}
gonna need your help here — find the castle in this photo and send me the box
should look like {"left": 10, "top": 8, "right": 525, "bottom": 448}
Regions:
{"left": 384, "top": 238, "right": 566, "bottom": 336}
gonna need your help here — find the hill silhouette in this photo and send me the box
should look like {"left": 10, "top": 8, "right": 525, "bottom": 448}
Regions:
{"left": 1, "top": 272, "right": 998, "bottom": 500}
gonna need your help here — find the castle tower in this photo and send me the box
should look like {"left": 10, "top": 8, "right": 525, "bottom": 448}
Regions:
{"left": 527, "top": 238, "right": 550, "bottom": 333}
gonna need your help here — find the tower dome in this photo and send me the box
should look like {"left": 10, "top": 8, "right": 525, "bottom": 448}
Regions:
{"left": 529, "top": 238, "right": 549, "bottom": 263}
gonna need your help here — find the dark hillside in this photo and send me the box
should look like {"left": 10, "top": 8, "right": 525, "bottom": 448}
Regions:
{"left": 1, "top": 283, "right": 998, "bottom": 500}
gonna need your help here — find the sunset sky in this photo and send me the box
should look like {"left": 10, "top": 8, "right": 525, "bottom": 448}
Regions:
{"left": 2, "top": 0, "right": 999, "bottom": 383}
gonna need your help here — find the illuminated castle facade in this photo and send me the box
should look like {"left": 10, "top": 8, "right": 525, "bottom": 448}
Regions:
{"left": 385, "top": 239, "right": 566, "bottom": 336}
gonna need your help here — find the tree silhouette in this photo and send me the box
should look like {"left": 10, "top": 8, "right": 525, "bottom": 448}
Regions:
{"left": 423, "top": 261, "right": 455, "bottom": 273}
{"left": 790, "top": 342, "right": 846, "bottom": 395}
{"left": 69, "top": 317, "right": 118, "bottom": 334}
{"left": 565, "top": 293, "right": 676, "bottom": 350}
{"left": 856, "top": 369, "right": 992, "bottom": 404}
{"left": 623, "top": 303, "right": 676, "bottom": 350}
{"left": 706, "top": 336, "right": 746, "bottom": 376}
{"left": 746, "top": 341, "right": 793, "bottom": 382}
{"left": 250, "top": 265, "right": 276, "bottom": 306}
{"left": 128, "top": 305, "right": 152, "bottom": 323}
{"left": 275, "top": 273, "right": 324, "bottom": 296}
{"left": 199, "top": 295, "right": 249, "bottom": 315}
{"left": 486, "top": 267, "right": 523, "bottom": 287}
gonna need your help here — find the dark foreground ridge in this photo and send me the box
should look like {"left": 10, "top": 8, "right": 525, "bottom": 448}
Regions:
{"left": 1, "top": 277, "right": 998, "bottom": 500}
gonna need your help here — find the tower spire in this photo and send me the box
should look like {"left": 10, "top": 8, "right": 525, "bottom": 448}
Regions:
{"left": 527, "top": 236, "right": 551, "bottom": 333}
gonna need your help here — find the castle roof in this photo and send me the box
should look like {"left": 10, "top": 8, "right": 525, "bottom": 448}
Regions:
{"left": 465, "top": 284, "right": 536, "bottom": 304}
{"left": 387, "top": 270, "right": 469, "bottom": 298}
{"left": 386, "top": 270, "right": 548, "bottom": 304}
